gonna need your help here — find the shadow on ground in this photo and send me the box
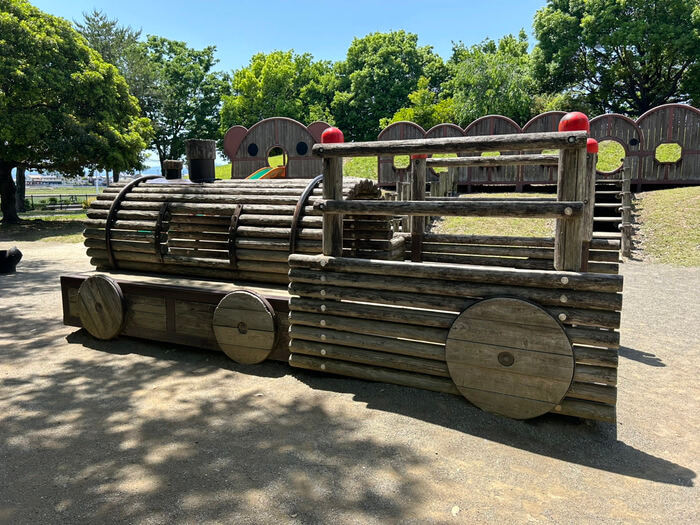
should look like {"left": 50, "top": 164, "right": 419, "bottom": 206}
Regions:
{"left": 0, "top": 219, "right": 85, "bottom": 242}
{"left": 0, "top": 347, "right": 427, "bottom": 523}
{"left": 66, "top": 330, "right": 694, "bottom": 491}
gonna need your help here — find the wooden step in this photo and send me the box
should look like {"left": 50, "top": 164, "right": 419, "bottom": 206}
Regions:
{"left": 594, "top": 216, "right": 622, "bottom": 223}
{"left": 592, "top": 231, "right": 622, "bottom": 239}
{"left": 594, "top": 203, "right": 621, "bottom": 209}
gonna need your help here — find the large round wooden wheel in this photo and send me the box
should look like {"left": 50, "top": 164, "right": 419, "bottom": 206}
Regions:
{"left": 213, "top": 290, "right": 277, "bottom": 364}
{"left": 77, "top": 275, "right": 125, "bottom": 340}
{"left": 445, "top": 298, "right": 574, "bottom": 419}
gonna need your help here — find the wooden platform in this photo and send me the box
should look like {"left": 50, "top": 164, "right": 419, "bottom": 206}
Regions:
{"left": 61, "top": 271, "right": 292, "bottom": 362}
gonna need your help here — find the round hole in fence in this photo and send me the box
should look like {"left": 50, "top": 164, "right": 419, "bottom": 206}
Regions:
{"left": 629, "top": 137, "right": 639, "bottom": 147}
{"left": 247, "top": 143, "right": 259, "bottom": 157}
{"left": 596, "top": 140, "right": 626, "bottom": 173}
{"left": 655, "top": 142, "right": 682, "bottom": 164}
{"left": 393, "top": 155, "right": 410, "bottom": 170}
{"left": 431, "top": 152, "right": 457, "bottom": 174}
{"left": 296, "top": 141, "right": 309, "bottom": 155}
{"left": 268, "top": 146, "right": 288, "bottom": 167}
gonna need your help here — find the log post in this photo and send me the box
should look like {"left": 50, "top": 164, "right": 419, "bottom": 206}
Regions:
{"left": 185, "top": 139, "right": 216, "bottom": 182}
{"left": 554, "top": 113, "right": 589, "bottom": 271}
{"left": 620, "top": 158, "right": 632, "bottom": 258}
{"left": 321, "top": 127, "right": 344, "bottom": 257}
{"left": 580, "top": 139, "right": 599, "bottom": 271}
{"left": 410, "top": 155, "right": 427, "bottom": 262}
{"left": 163, "top": 159, "right": 184, "bottom": 180}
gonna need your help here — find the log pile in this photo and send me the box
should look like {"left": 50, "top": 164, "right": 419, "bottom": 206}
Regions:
{"left": 84, "top": 177, "right": 398, "bottom": 284}
{"left": 288, "top": 254, "right": 622, "bottom": 423}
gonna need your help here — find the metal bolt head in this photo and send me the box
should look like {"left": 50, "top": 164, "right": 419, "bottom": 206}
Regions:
{"left": 498, "top": 352, "right": 515, "bottom": 367}
{"left": 558, "top": 313, "right": 567, "bottom": 322}
{"left": 320, "top": 349, "right": 326, "bottom": 356}
{"left": 560, "top": 295, "right": 568, "bottom": 303}
{"left": 237, "top": 322, "right": 248, "bottom": 334}
{"left": 565, "top": 207, "right": 573, "bottom": 216}
{"left": 560, "top": 276, "right": 569, "bottom": 285}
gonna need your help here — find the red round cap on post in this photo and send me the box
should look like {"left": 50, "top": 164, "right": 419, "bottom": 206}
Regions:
{"left": 321, "top": 127, "right": 344, "bottom": 144}
{"left": 558, "top": 111, "right": 590, "bottom": 133}
{"left": 587, "top": 138, "right": 599, "bottom": 154}
{"left": 411, "top": 154, "right": 428, "bottom": 159}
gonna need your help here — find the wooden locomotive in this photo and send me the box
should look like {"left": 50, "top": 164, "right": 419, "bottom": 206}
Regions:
{"left": 61, "top": 115, "right": 622, "bottom": 423}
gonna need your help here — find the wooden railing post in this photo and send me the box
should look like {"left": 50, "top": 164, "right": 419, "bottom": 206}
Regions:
{"left": 321, "top": 127, "right": 345, "bottom": 257}
{"left": 410, "top": 155, "right": 427, "bottom": 262}
{"left": 620, "top": 159, "right": 633, "bottom": 258}
{"left": 554, "top": 112, "right": 589, "bottom": 271}
{"left": 580, "top": 139, "right": 599, "bottom": 271}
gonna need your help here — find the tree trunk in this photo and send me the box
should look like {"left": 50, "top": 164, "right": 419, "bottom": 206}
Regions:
{"left": 15, "top": 165, "right": 26, "bottom": 213}
{"left": 0, "top": 161, "right": 20, "bottom": 224}
{"left": 113, "top": 169, "right": 120, "bottom": 183}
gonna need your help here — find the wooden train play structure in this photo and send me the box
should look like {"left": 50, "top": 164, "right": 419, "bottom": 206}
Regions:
{"left": 61, "top": 112, "right": 623, "bottom": 424}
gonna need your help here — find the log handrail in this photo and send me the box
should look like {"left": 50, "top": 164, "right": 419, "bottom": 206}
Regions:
{"left": 315, "top": 199, "right": 583, "bottom": 219}
{"left": 312, "top": 131, "right": 587, "bottom": 158}
{"left": 426, "top": 154, "right": 559, "bottom": 168}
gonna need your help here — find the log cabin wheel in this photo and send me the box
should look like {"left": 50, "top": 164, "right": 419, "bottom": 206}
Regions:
{"left": 213, "top": 290, "right": 277, "bottom": 364}
{"left": 77, "top": 275, "right": 125, "bottom": 340}
{"left": 445, "top": 297, "right": 574, "bottom": 419}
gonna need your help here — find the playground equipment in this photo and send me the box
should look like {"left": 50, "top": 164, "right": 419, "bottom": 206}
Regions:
{"left": 62, "top": 114, "right": 623, "bottom": 424}
{"left": 246, "top": 166, "right": 286, "bottom": 180}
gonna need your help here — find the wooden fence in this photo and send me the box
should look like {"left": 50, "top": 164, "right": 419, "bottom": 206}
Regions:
{"left": 377, "top": 104, "right": 700, "bottom": 190}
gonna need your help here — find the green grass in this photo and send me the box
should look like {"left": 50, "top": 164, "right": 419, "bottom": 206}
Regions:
{"left": 345, "top": 157, "right": 378, "bottom": 180}
{"left": 0, "top": 212, "right": 86, "bottom": 243}
{"left": 215, "top": 164, "right": 231, "bottom": 179}
{"left": 597, "top": 140, "right": 625, "bottom": 172}
{"left": 25, "top": 187, "right": 101, "bottom": 195}
{"left": 433, "top": 193, "right": 555, "bottom": 237}
{"left": 635, "top": 186, "right": 700, "bottom": 266}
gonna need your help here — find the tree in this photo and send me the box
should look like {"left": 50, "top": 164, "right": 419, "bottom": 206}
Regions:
{"left": 533, "top": 0, "right": 700, "bottom": 115}
{"left": 0, "top": 0, "right": 152, "bottom": 223}
{"left": 137, "top": 36, "right": 229, "bottom": 171}
{"left": 74, "top": 9, "right": 151, "bottom": 183}
{"left": 380, "top": 76, "right": 456, "bottom": 130}
{"left": 447, "top": 32, "right": 536, "bottom": 127}
{"left": 220, "top": 50, "right": 335, "bottom": 132}
{"left": 332, "top": 31, "right": 446, "bottom": 141}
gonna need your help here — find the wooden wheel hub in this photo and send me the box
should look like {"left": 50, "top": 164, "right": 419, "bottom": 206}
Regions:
{"left": 213, "top": 290, "right": 276, "bottom": 364}
{"left": 446, "top": 298, "right": 574, "bottom": 419}
{"left": 77, "top": 275, "right": 125, "bottom": 340}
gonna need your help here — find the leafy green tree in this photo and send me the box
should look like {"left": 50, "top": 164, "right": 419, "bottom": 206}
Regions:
{"left": 0, "top": 0, "right": 152, "bottom": 223}
{"left": 220, "top": 50, "right": 335, "bottom": 132}
{"left": 74, "top": 9, "right": 150, "bottom": 183}
{"left": 332, "top": 31, "right": 446, "bottom": 141}
{"left": 380, "top": 76, "right": 456, "bottom": 131}
{"left": 447, "top": 32, "right": 536, "bottom": 127}
{"left": 137, "top": 36, "right": 229, "bottom": 171}
{"left": 533, "top": 0, "right": 700, "bottom": 115}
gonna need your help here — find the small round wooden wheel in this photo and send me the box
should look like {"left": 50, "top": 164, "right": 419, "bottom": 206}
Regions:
{"left": 213, "top": 290, "right": 276, "bottom": 364}
{"left": 445, "top": 298, "right": 574, "bottom": 419}
{"left": 77, "top": 275, "right": 125, "bottom": 340}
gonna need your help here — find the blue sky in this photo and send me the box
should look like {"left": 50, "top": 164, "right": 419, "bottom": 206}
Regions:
{"left": 32, "top": 0, "right": 548, "bottom": 72}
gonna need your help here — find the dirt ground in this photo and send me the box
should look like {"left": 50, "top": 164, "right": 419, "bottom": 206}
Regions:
{"left": 0, "top": 240, "right": 698, "bottom": 524}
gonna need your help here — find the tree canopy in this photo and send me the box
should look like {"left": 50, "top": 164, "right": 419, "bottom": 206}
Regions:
{"left": 533, "top": 0, "right": 700, "bottom": 115}
{"left": 136, "top": 36, "right": 230, "bottom": 170}
{"left": 448, "top": 32, "right": 536, "bottom": 127}
{"left": 332, "top": 31, "right": 446, "bottom": 141}
{"left": 220, "top": 50, "right": 335, "bottom": 133}
{"left": 0, "top": 0, "right": 152, "bottom": 223}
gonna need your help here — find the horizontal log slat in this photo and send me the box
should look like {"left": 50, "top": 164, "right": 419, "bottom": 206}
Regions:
{"left": 312, "top": 131, "right": 588, "bottom": 157}
{"left": 288, "top": 324, "right": 445, "bottom": 361}
{"left": 289, "top": 353, "right": 461, "bottom": 395}
{"left": 290, "top": 339, "right": 451, "bottom": 378}
{"left": 289, "top": 254, "right": 623, "bottom": 293}
{"left": 426, "top": 153, "right": 559, "bottom": 168}
{"left": 316, "top": 200, "right": 584, "bottom": 219}
{"left": 289, "top": 311, "right": 447, "bottom": 344}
